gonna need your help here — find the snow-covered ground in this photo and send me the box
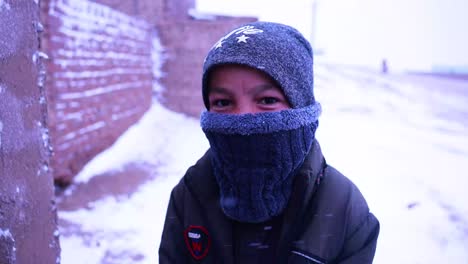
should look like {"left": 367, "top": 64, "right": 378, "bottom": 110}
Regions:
{"left": 58, "top": 64, "right": 468, "bottom": 263}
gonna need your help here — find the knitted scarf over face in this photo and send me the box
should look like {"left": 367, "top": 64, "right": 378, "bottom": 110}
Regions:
{"left": 201, "top": 104, "right": 321, "bottom": 223}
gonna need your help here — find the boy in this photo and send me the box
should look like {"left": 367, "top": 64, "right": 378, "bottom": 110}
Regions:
{"left": 159, "top": 21, "right": 379, "bottom": 264}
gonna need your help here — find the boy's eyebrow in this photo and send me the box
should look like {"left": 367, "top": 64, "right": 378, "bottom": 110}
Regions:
{"left": 209, "top": 86, "right": 231, "bottom": 95}
{"left": 249, "top": 84, "right": 280, "bottom": 95}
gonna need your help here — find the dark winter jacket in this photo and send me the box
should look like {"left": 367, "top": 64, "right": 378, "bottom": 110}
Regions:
{"left": 159, "top": 141, "right": 380, "bottom": 263}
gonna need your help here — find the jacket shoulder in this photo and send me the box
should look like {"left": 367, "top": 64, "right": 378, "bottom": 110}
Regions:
{"left": 170, "top": 149, "right": 219, "bottom": 212}
{"left": 321, "top": 165, "right": 369, "bottom": 213}
{"left": 296, "top": 165, "right": 379, "bottom": 262}
{"left": 318, "top": 165, "right": 376, "bottom": 236}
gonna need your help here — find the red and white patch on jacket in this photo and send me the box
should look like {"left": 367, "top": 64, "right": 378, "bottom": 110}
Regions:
{"left": 184, "top": 225, "right": 211, "bottom": 260}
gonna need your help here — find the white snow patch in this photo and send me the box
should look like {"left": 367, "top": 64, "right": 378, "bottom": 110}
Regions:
{"left": 60, "top": 235, "right": 105, "bottom": 263}
{"left": 59, "top": 81, "right": 149, "bottom": 100}
{"left": 32, "top": 51, "right": 49, "bottom": 63}
{"left": 151, "top": 35, "right": 165, "bottom": 80}
{"left": 34, "top": 21, "right": 44, "bottom": 32}
{"left": 60, "top": 175, "right": 180, "bottom": 264}
{"left": 0, "top": 228, "right": 16, "bottom": 260}
{"left": 0, "top": 0, "right": 11, "bottom": 11}
{"left": 151, "top": 36, "right": 166, "bottom": 100}
{"left": 0, "top": 229, "right": 13, "bottom": 240}
{"left": 61, "top": 121, "right": 105, "bottom": 141}
{"left": 37, "top": 69, "right": 46, "bottom": 88}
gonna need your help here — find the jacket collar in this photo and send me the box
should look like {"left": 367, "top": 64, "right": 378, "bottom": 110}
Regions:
{"left": 277, "top": 140, "right": 326, "bottom": 259}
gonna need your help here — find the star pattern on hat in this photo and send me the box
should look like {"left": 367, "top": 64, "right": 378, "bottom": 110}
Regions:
{"left": 211, "top": 26, "right": 264, "bottom": 50}
{"left": 215, "top": 41, "right": 223, "bottom": 49}
{"left": 236, "top": 35, "right": 249, "bottom": 43}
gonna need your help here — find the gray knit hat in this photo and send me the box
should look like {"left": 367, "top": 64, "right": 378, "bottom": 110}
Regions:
{"left": 202, "top": 21, "right": 314, "bottom": 109}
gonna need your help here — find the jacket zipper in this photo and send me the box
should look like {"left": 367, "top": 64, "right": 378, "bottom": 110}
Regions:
{"left": 291, "top": 250, "right": 325, "bottom": 264}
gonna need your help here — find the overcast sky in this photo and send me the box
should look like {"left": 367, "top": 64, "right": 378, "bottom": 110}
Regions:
{"left": 196, "top": 0, "right": 468, "bottom": 73}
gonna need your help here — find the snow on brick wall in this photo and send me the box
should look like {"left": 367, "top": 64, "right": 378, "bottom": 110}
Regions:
{"left": 43, "top": 0, "right": 153, "bottom": 183}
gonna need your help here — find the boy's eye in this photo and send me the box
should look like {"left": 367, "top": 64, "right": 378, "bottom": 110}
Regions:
{"left": 212, "top": 99, "right": 231, "bottom": 107}
{"left": 259, "top": 97, "right": 279, "bottom": 105}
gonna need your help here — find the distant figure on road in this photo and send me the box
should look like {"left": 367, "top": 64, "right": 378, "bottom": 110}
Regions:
{"left": 159, "top": 21, "right": 380, "bottom": 263}
{"left": 381, "top": 59, "right": 389, "bottom": 74}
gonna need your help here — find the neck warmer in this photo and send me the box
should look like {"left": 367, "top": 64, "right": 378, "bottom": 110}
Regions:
{"left": 200, "top": 103, "right": 321, "bottom": 223}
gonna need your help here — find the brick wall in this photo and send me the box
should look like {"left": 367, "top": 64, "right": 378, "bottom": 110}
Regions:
{"left": 157, "top": 16, "right": 257, "bottom": 117}
{"left": 91, "top": 0, "right": 195, "bottom": 25}
{"left": 42, "top": 0, "right": 154, "bottom": 183}
{"left": 88, "top": 0, "right": 254, "bottom": 118}
{"left": 162, "top": 0, "right": 195, "bottom": 20}
{"left": 90, "top": 0, "right": 163, "bottom": 25}
{"left": 0, "top": 1, "right": 59, "bottom": 263}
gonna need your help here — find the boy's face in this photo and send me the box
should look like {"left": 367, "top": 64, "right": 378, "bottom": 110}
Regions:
{"left": 207, "top": 65, "right": 291, "bottom": 114}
